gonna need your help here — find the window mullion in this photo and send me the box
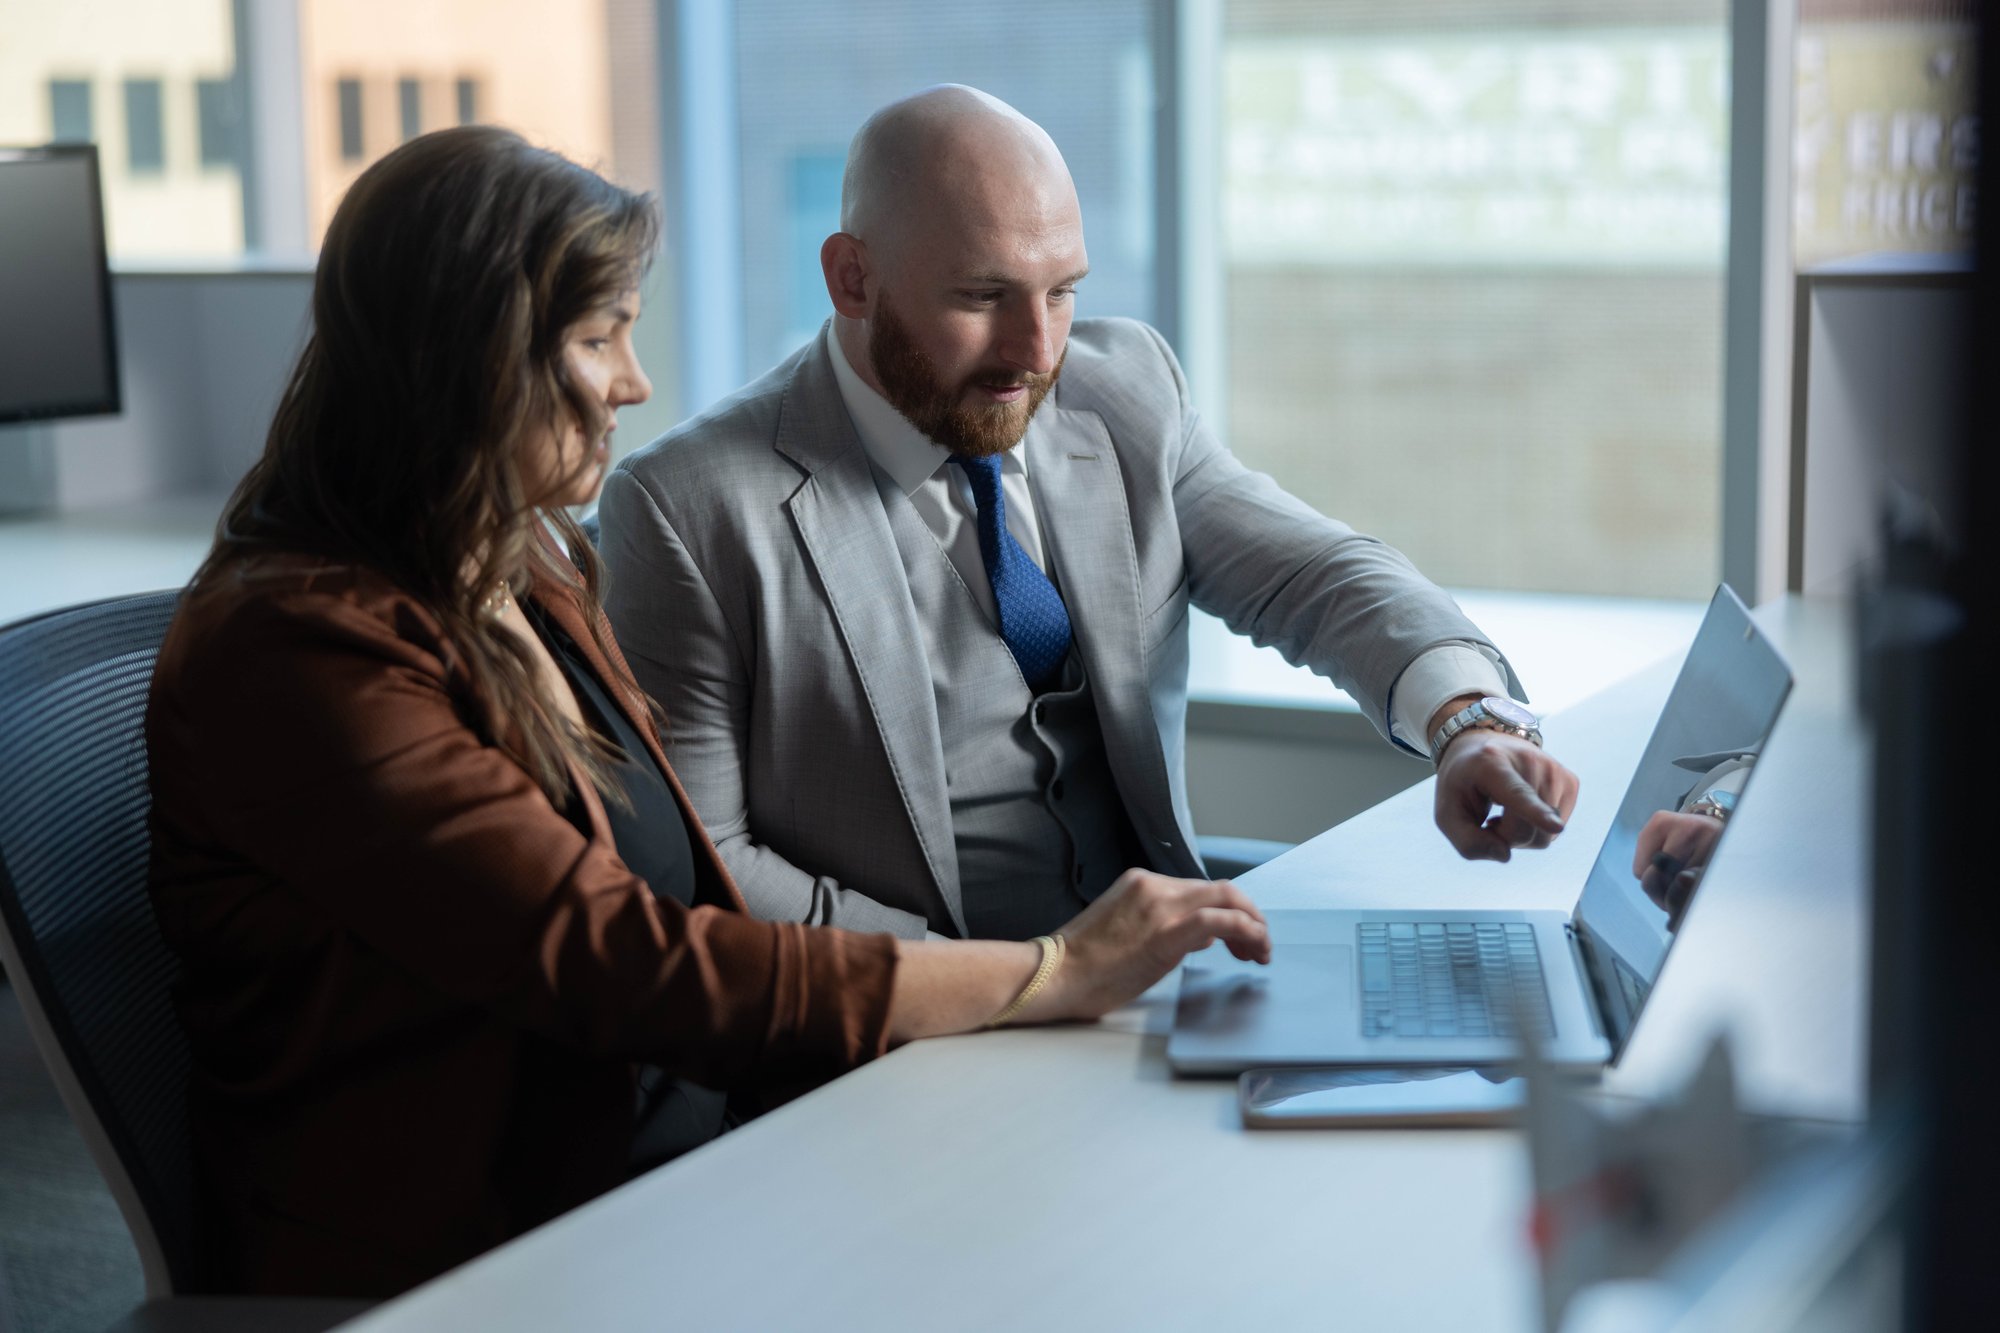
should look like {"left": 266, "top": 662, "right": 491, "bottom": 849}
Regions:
{"left": 232, "top": 0, "right": 311, "bottom": 258}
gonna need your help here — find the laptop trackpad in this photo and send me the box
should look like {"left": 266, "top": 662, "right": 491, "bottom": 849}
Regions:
{"left": 1176, "top": 944, "right": 1354, "bottom": 1039}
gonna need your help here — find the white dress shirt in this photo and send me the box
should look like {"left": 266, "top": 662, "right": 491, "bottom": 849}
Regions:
{"left": 826, "top": 325, "right": 1044, "bottom": 630}
{"left": 823, "top": 324, "right": 1511, "bottom": 754}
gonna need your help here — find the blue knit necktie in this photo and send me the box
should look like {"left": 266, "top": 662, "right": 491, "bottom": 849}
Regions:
{"left": 951, "top": 454, "right": 1072, "bottom": 691}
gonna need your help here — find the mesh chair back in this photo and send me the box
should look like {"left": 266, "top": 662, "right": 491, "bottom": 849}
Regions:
{"left": 0, "top": 591, "right": 194, "bottom": 1296}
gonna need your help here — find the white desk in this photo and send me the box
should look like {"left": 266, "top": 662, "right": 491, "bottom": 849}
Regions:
{"left": 340, "top": 597, "right": 1868, "bottom": 1333}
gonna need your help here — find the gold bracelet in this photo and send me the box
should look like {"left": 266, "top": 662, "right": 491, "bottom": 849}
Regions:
{"left": 986, "top": 933, "right": 1066, "bottom": 1028}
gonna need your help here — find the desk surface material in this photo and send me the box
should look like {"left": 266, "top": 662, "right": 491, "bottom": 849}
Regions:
{"left": 339, "top": 596, "right": 1867, "bottom": 1333}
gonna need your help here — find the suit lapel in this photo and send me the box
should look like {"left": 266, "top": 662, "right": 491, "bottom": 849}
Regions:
{"left": 1024, "top": 406, "right": 1187, "bottom": 868}
{"left": 775, "top": 341, "right": 964, "bottom": 931}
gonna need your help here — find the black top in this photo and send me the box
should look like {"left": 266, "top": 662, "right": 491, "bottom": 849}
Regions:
{"left": 524, "top": 600, "right": 695, "bottom": 908}
{"left": 525, "top": 599, "right": 725, "bottom": 1168}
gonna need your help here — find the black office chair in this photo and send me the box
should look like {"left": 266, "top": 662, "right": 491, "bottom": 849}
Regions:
{"left": 0, "top": 590, "right": 196, "bottom": 1298}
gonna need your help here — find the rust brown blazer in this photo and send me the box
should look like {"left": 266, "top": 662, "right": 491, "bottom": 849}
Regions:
{"left": 146, "top": 549, "right": 899, "bottom": 1298}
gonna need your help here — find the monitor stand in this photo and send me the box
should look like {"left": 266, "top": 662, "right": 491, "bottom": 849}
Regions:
{"left": 0, "top": 425, "right": 58, "bottom": 515}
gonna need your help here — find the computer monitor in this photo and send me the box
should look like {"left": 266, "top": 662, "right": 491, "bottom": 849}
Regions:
{"left": 0, "top": 144, "right": 121, "bottom": 424}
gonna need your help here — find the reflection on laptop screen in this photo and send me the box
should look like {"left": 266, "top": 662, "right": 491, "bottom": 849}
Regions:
{"left": 1571, "top": 585, "right": 1793, "bottom": 1054}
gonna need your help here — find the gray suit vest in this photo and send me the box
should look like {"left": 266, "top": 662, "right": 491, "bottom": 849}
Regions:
{"left": 874, "top": 473, "right": 1139, "bottom": 940}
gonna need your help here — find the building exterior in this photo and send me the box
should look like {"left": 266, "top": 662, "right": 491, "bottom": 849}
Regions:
{"left": 0, "top": 0, "right": 242, "bottom": 258}
{"left": 296, "top": 0, "right": 619, "bottom": 244}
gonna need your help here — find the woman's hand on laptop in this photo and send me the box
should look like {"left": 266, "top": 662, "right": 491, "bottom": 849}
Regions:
{"left": 1021, "top": 870, "right": 1272, "bottom": 1024}
{"left": 1433, "top": 732, "right": 1580, "bottom": 862}
{"left": 886, "top": 872, "right": 1269, "bottom": 1041}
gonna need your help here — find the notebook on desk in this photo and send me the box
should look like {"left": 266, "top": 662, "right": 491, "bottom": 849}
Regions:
{"left": 1167, "top": 585, "right": 1793, "bottom": 1076}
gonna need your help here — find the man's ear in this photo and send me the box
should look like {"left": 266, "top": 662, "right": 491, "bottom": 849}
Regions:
{"left": 821, "top": 233, "right": 872, "bottom": 318}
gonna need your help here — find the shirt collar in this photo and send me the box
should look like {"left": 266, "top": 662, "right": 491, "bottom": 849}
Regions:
{"left": 824, "top": 322, "right": 1028, "bottom": 498}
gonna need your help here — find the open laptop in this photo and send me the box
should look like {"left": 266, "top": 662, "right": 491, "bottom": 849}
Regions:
{"left": 1167, "top": 585, "right": 1792, "bottom": 1075}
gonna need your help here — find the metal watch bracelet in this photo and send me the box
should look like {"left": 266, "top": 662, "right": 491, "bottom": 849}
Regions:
{"left": 1428, "top": 697, "right": 1543, "bottom": 766}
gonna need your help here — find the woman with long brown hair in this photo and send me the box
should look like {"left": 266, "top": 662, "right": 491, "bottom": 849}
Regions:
{"left": 144, "top": 125, "right": 1269, "bottom": 1298}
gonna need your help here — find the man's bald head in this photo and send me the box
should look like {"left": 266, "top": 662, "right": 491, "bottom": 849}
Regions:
{"left": 839, "top": 85, "right": 1079, "bottom": 265}
{"left": 821, "top": 86, "right": 1087, "bottom": 455}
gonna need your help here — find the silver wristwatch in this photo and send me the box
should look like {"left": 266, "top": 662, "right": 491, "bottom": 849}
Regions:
{"left": 1428, "top": 696, "right": 1543, "bottom": 765}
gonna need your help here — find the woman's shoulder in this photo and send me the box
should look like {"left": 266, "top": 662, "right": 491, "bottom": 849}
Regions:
{"left": 165, "top": 550, "right": 457, "bottom": 686}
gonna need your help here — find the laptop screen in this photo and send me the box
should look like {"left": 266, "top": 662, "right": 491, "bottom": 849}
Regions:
{"left": 1569, "top": 585, "right": 1793, "bottom": 1055}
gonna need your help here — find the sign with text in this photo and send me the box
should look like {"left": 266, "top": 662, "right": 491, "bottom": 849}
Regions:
{"left": 1226, "top": 30, "right": 1728, "bottom": 267}
{"left": 1793, "top": 21, "right": 1978, "bottom": 267}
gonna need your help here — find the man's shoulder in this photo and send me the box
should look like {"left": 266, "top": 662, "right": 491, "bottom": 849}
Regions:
{"left": 1055, "top": 317, "right": 1185, "bottom": 403}
{"left": 1051, "top": 317, "right": 1189, "bottom": 428}
{"left": 612, "top": 340, "right": 821, "bottom": 503}
{"left": 1066, "top": 314, "right": 1173, "bottom": 357}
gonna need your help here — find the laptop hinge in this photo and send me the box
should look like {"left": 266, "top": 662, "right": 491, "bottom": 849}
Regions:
{"left": 1566, "top": 922, "right": 1610, "bottom": 1043}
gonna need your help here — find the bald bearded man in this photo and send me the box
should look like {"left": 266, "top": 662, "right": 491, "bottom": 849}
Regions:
{"left": 599, "top": 86, "right": 1579, "bottom": 941}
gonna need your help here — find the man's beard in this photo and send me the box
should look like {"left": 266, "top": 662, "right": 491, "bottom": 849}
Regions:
{"left": 868, "top": 292, "right": 1063, "bottom": 459}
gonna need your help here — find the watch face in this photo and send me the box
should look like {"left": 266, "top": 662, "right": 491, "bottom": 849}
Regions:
{"left": 1481, "top": 697, "right": 1537, "bottom": 730}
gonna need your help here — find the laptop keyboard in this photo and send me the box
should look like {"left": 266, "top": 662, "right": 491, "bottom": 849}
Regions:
{"left": 1358, "top": 922, "right": 1556, "bottom": 1039}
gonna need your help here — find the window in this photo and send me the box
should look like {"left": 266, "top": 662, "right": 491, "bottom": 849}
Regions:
{"left": 124, "top": 78, "right": 166, "bottom": 175}
{"left": 726, "top": 0, "right": 1162, "bottom": 388}
{"left": 398, "top": 77, "right": 422, "bottom": 142}
{"left": 297, "top": 2, "right": 647, "bottom": 250}
{"left": 196, "top": 78, "right": 238, "bottom": 168}
{"left": 337, "top": 78, "right": 365, "bottom": 162}
{"left": 784, "top": 153, "right": 844, "bottom": 346}
{"left": 10, "top": 3, "right": 243, "bottom": 259}
{"left": 49, "top": 79, "right": 93, "bottom": 144}
{"left": 1217, "top": 1, "right": 1728, "bottom": 606}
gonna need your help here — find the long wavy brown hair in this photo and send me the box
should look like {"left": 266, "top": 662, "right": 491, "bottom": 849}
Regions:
{"left": 203, "top": 125, "right": 659, "bottom": 807}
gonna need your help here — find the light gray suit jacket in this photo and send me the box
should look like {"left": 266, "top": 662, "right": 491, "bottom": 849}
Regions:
{"left": 600, "top": 318, "right": 1516, "bottom": 938}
